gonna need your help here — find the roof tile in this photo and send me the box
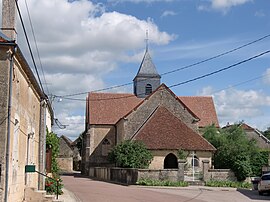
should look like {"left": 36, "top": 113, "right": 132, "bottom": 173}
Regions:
{"left": 134, "top": 106, "right": 216, "bottom": 151}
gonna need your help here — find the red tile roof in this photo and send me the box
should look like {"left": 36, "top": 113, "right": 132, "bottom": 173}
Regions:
{"left": 87, "top": 92, "right": 142, "bottom": 124}
{"left": 179, "top": 96, "right": 219, "bottom": 128}
{"left": 133, "top": 106, "right": 216, "bottom": 151}
{"left": 87, "top": 86, "right": 219, "bottom": 127}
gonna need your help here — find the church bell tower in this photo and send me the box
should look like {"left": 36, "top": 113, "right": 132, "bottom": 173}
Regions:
{"left": 133, "top": 34, "right": 161, "bottom": 98}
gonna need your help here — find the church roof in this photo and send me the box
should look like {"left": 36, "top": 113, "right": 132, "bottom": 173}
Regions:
{"left": 86, "top": 86, "right": 219, "bottom": 127}
{"left": 133, "top": 106, "right": 216, "bottom": 151}
{"left": 180, "top": 96, "right": 219, "bottom": 128}
{"left": 87, "top": 92, "right": 143, "bottom": 125}
{"left": 133, "top": 50, "right": 161, "bottom": 80}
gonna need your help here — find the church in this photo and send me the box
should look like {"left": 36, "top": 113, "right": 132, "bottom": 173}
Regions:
{"left": 81, "top": 48, "right": 219, "bottom": 175}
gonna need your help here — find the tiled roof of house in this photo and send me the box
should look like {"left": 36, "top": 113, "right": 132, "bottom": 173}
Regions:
{"left": 179, "top": 96, "right": 219, "bottom": 128}
{"left": 133, "top": 106, "right": 216, "bottom": 151}
{"left": 87, "top": 86, "right": 219, "bottom": 127}
{"left": 87, "top": 92, "right": 142, "bottom": 124}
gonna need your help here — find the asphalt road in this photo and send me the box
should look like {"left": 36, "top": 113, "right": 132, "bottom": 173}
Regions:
{"left": 61, "top": 173, "right": 270, "bottom": 202}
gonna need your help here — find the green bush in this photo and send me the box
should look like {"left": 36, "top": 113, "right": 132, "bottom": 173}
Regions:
{"left": 205, "top": 180, "right": 251, "bottom": 188}
{"left": 108, "top": 140, "right": 153, "bottom": 168}
{"left": 45, "top": 129, "right": 63, "bottom": 195}
{"left": 136, "top": 178, "right": 188, "bottom": 187}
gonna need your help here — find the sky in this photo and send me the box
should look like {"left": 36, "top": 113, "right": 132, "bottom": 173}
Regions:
{"left": 1, "top": 0, "right": 270, "bottom": 140}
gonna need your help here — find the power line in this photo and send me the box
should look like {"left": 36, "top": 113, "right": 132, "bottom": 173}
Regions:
{"left": 168, "top": 50, "right": 270, "bottom": 89}
{"left": 15, "top": 0, "right": 45, "bottom": 94}
{"left": 57, "top": 50, "right": 270, "bottom": 102}
{"left": 23, "top": 0, "right": 50, "bottom": 95}
{"left": 55, "top": 33, "right": 270, "bottom": 98}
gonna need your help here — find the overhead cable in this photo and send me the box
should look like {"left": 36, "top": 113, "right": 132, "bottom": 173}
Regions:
{"left": 58, "top": 50, "right": 270, "bottom": 102}
{"left": 55, "top": 33, "right": 270, "bottom": 98}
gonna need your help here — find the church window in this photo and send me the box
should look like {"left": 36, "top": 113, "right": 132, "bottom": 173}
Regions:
{"left": 145, "top": 84, "right": 152, "bottom": 95}
{"left": 102, "top": 139, "right": 111, "bottom": 156}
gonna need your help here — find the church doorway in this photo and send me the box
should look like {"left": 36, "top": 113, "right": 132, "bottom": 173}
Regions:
{"left": 164, "top": 153, "right": 178, "bottom": 169}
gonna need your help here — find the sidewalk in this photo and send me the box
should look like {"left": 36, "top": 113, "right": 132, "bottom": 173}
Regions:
{"left": 58, "top": 187, "right": 81, "bottom": 202}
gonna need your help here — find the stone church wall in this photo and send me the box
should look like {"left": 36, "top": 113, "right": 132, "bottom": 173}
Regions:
{"left": 122, "top": 87, "right": 198, "bottom": 140}
{"left": 88, "top": 125, "right": 116, "bottom": 167}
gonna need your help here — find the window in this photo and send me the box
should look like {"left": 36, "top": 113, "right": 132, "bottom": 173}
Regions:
{"left": 102, "top": 139, "right": 111, "bottom": 156}
{"left": 145, "top": 84, "right": 152, "bottom": 95}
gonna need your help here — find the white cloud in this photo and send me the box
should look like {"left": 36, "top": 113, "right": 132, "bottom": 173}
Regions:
{"left": 108, "top": 0, "right": 175, "bottom": 3}
{"left": 161, "top": 10, "right": 177, "bottom": 18}
{"left": 198, "top": 0, "right": 252, "bottom": 13}
{"left": 255, "top": 10, "right": 266, "bottom": 17}
{"left": 6, "top": 0, "right": 175, "bottom": 139}
{"left": 198, "top": 86, "right": 270, "bottom": 131}
{"left": 263, "top": 68, "right": 270, "bottom": 85}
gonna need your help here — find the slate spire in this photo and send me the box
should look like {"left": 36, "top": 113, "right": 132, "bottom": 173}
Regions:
{"left": 133, "top": 48, "right": 161, "bottom": 98}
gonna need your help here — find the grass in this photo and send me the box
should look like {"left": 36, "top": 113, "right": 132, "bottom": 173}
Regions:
{"left": 136, "top": 178, "right": 189, "bottom": 187}
{"left": 205, "top": 180, "right": 251, "bottom": 189}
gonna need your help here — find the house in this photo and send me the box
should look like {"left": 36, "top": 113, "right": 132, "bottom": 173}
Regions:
{"left": 82, "top": 48, "right": 219, "bottom": 175}
{"left": 0, "top": 3, "right": 53, "bottom": 201}
{"left": 223, "top": 123, "right": 270, "bottom": 150}
{"left": 57, "top": 135, "right": 81, "bottom": 172}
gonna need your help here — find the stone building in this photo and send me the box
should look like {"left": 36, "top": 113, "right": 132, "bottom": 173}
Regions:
{"left": 0, "top": 3, "right": 53, "bottom": 201}
{"left": 57, "top": 135, "right": 81, "bottom": 172}
{"left": 223, "top": 123, "right": 270, "bottom": 150}
{"left": 82, "top": 48, "right": 219, "bottom": 175}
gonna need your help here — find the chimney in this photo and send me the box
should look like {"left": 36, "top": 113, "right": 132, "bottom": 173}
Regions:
{"left": 2, "top": 0, "right": 17, "bottom": 40}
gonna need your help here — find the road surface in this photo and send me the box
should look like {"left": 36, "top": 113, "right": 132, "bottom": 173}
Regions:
{"left": 61, "top": 173, "right": 270, "bottom": 202}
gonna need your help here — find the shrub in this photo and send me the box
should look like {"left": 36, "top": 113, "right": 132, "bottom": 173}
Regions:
{"left": 136, "top": 178, "right": 188, "bottom": 187}
{"left": 108, "top": 140, "right": 153, "bottom": 168}
{"left": 45, "top": 177, "right": 63, "bottom": 195}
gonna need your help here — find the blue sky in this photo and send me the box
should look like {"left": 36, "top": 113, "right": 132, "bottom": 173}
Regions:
{"left": 3, "top": 0, "right": 269, "bottom": 139}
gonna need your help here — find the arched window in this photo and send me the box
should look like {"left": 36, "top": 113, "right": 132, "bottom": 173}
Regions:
{"left": 191, "top": 155, "right": 199, "bottom": 167}
{"left": 102, "top": 139, "right": 111, "bottom": 156}
{"left": 145, "top": 84, "right": 152, "bottom": 95}
{"left": 164, "top": 153, "right": 178, "bottom": 169}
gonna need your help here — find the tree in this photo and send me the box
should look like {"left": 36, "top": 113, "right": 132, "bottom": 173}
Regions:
{"left": 263, "top": 127, "right": 270, "bottom": 140}
{"left": 203, "top": 124, "right": 269, "bottom": 181}
{"left": 108, "top": 140, "right": 153, "bottom": 169}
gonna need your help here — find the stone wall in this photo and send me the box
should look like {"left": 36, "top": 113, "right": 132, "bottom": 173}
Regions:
{"left": 88, "top": 161, "right": 186, "bottom": 184}
{"left": 89, "top": 167, "right": 181, "bottom": 184}
{"left": 0, "top": 46, "right": 10, "bottom": 202}
{"left": 121, "top": 86, "right": 198, "bottom": 141}
{"left": 207, "top": 169, "right": 236, "bottom": 181}
{"left": 56, "top": 158, "right": 73, "bottom": 172}
{"left": 202, "top": 160, "right": 236, "bottom": 181}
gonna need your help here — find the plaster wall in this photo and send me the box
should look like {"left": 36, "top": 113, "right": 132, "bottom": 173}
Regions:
{"left": 5, "top": 56, "right": 41, "bottom": 202}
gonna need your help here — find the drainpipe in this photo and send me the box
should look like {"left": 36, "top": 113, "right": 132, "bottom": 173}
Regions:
{"left": 4, "top": 45, "right": 16, "bottom": 202}
{"left": 38, "top": 99, "right": 47, "bottom": 190}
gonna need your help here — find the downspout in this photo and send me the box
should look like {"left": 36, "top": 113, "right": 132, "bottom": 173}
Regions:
{"left": 4, "top": 45, "right": 16, "bottom": 202}
{"left": 38, "top": 99, "right": 47, "bottom": 190}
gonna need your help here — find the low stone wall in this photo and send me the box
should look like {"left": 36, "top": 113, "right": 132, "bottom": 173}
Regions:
{"left": 89, "top": 167, "right": 182, "bottom": 184}
{"left": 202, "top": 160, "right": 236, "bottom": 181}
{"left": 138, "top": 169, "right": 178, "bottom": 182}
{"left": 207, "top": 169, "right": 236, "bottom": 181}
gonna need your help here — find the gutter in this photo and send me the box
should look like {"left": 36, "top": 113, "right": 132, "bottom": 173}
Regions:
{"left": 4, "top": 44, "right": 17, "bottom": 202}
